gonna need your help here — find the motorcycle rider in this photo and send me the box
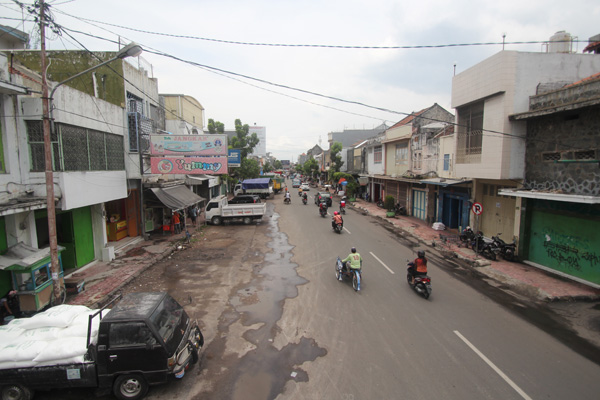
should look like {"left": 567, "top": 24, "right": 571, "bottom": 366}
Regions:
{"left": 284, "top": 190, "right": 291, "bottom": 203}
{"left": 340, "top": 196, "right": 346, "bottom": 213}
{"left": 331, "top": 211, "right": 343, "bottom": 230}
{"left": 319, "top": 199, "right": 327, "bottom": 215}
{"left": 340, "top": 247, "right": 362, "bottom": 280}
{"left": 302, "top": 192, "right": 308, "bottom": 203}
{"left": 408, "top": 250, "right": 428, "bottom": 285}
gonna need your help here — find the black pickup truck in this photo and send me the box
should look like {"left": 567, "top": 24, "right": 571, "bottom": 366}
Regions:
{"left": 0, "top": 292, "right": 203, "bottom": 400}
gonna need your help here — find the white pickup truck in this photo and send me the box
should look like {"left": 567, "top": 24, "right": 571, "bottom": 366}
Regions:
{"left": 205, "top": 195, "right": 267, "bottom": 225}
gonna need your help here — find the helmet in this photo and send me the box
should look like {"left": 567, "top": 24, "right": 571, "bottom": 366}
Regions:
{"left": 334, "top": 211, "right": 339, "bottom": 215}
{"left": 417, "top": 250, "right": 425, "bottom": 258}
{"left": 351, "top": 247, "right": 356, "bottom": 253}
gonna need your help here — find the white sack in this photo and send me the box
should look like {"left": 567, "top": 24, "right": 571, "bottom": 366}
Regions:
{"left": 0, "top": 340, "right": 46, "bottom": 362}
{"left": 36, "top": 355, "right": 86, "bottom": 367}
{"left": 0, "top": 325, "right": 24, "bottom": 340}
{"left": 18, "top": 305, "right": 91, "bottom": 329}
{"left": 34, "top": 337, "right": 88, "bottom": 363}
{"left": 21, "top": 327, "right": 63, "bottom": 341}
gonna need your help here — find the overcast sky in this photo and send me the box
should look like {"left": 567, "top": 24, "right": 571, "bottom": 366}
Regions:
{"left": 3, "top": 0, "right": 600, "bottom": 161}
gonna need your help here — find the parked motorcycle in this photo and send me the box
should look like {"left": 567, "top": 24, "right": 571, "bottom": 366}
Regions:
{"left": 336, "top": 257, "right": 362, "bottom": 291}
{"left": 302, "top": 197, "right": 307, "bottom": 205}
{"left": 471, "top": 232, "right": 498, "bottom": 261}
{"left": 394, "top": 203, "right": 407, "bottom": 216}
{"left": 333, "top": 222, "right": 343, "bottom": 234}
{"left": 406, "top": 261, "right": 432, "bottom": 299}
{"left": 459, "top": 226, "right": 480, "bottom": 247}
{"left": 376, "top": 199, "right": 384, "bottom": 208}
{"left": 492, "top": 233, "right": 516, "bottom": 261}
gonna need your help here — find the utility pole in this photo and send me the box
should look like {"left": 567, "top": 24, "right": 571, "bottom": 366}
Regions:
{"left": 39, "top": 0, "right": 62, "bottom": 301}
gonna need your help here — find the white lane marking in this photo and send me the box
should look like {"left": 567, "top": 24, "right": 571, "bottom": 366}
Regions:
{"left": 454, "top": 330, "right": 533, "bottom": 400}
{"left": 369, "top": 252, "right": 395, "bottom": 274}
{"left": 343, "top": 226, "right": 351, "bottom": 234}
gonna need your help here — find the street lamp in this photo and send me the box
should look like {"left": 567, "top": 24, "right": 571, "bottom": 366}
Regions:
{"left": 40, "top": 41, "right": 142, "bottom": 301}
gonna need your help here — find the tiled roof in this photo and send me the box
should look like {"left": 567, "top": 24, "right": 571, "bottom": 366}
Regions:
{"left": 389, "top": 107, "right": 428, "bottom": 129}
{"left": 564, "top": 71, "right": 600, "bottom": 88}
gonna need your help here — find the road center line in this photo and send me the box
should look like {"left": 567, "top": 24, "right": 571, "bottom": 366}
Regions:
{"left": 369, "top": 252, "right": 395, "bottom": 274}
{"left": 343, "top": 226, "right": 351, "bottom": 234}
{"left": 454, "top": 330, "right": 532, "bottom": 400}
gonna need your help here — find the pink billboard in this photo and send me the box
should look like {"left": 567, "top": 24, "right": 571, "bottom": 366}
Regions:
{"left": 150, "top": 156, "right": 228, "bottom": 175}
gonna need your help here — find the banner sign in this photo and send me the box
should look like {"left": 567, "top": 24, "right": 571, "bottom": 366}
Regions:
{"left": 151, "top": 156, "right": 228, "bottom": 175}
{"left": 150, "top": 134, "right": 227, "bottom": 156}
{"left": 228, "top": 149, "right": 241, "bottom": 167}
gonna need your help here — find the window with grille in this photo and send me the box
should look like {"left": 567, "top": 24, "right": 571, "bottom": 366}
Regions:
{"left": 374, "top": 145, "right": 382, "bottom": 164}
{"left": 395, "top": 143, "right": 408, "bottom": 165}
{"left": 575, "top": 150, "right": 595, "bottom": 160}
{"left": 456, "top": 101, "right": 483, "bottom": 164}
{"left": 542, "top": 152, "right": 561, "bottom": 162}
{"left": 26, "top": 121, "right": 124, "bottom": 172}
{"left": 26, "top": 120, "right": 60, "bottom": 172}
{"left": 443, "top": 154, "right": 450, "bottom": 171}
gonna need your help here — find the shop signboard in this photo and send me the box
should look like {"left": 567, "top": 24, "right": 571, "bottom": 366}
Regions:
{"left": 150, "top": 134, "right": 227, "bottom": 156}
{"left": 151, "top": 156, "right": 228, "bottom": 175}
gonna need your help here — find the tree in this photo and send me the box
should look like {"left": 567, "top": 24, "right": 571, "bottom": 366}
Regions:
{"left": 329, "top": 141, "right": 344, "bottom": 180}
{"left": 303, "top": 157, "right": 319, "bottom": 178}
{"left": 238, "top": 158, "right": 260, "bottom": 180}
{"left": 273, "top": 160, "right": 282, "bottom": 170}
{"left": 263, "top": 162, "right": 273, "bottom": 173}
{"left": 230, "top": 119, "right": 259, "bottom": 159}
{"left": 207, "top": 119, "right": 224, "bottom": 134}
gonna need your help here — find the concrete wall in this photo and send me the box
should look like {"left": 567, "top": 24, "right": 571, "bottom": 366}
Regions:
{"left": 452, "top": 51, "right": 600, "bottom": 181}
{"left": 437, "top": 135, "right": 456, "bottom": 179}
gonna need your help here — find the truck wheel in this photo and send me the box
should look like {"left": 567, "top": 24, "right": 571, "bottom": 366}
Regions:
{"left": 243, "top": 217, "right": 252, "bottom": 225}
{"left": 2, "top": 384, "right": 34, "bottom": 400}
{"left": 211, "top": 216, "right": 222, "bottom": 225}
{"left": 113, "top": 374, "right": 148, "bottom": 400}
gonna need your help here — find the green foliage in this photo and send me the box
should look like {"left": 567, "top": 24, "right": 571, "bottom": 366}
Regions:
{"left": 230, "top": 119, "right": 259, "bottom": 159}
{"left": 273, "top": 160, "right": 282, "bottom": 169}
{"left": 303, "top": 157, "right": 319, "bottom": 178}
{"left": 330, "top": 142, "right": 344, "bottom": 173}
{"left": 331, "top": 172, "right": 357, "bottom": 196}
{"left": 384, "top": 195, "right": 395, "bottom": 211}
{"left": 238, "top": 158, "right": 260, "bottom": 180}
{"left": 207, "top": 119, "right": 224, "bottom": 134}
{"left": 263, "top": 162, "right": 273, "bottom": 173}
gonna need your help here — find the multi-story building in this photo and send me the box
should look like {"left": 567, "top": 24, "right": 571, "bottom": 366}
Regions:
{"left": 502, "top": 72, "right": 600, "bottom": 286}
{"left": 160, "top": 94, "right": 204, "bottom": 135}
{"left": 451, "top": 38, "right": 600, "bottom": 242}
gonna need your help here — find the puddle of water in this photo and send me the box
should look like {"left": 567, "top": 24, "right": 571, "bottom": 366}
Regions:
{"left": 202, "top": 206, "right": 327, "bottom": 400}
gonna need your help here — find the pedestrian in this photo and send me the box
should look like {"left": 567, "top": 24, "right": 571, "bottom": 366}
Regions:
{"left": 189, "top": 205, "right": 198, "bottom": 227}
{"left": 0, "top": 290, "right": 18, "bottom": 325}
{"left": 172, "top": 211, "right": 181, "bottom": 234}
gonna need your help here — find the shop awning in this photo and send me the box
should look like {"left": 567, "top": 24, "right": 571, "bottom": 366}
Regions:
{"left": 498, "top": 188, "right": 600, "bottom": 204}
{"left": 420, "top": 178, "right": 472, "bottom": 187}
{"left": 0, "top": 242, "right": 65, "bottom": 272}
{"left": 150, "top": 186, "right": 205, "bottom": 211}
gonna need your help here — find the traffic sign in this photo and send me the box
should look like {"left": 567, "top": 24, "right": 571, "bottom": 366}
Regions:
{"left": 472, "top": 202, "right": 483, "bottom": 215}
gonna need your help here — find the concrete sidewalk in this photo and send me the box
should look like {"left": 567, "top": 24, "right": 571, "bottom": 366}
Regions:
{"left": 347, "top": 197, "right": 600, "bottom": 302}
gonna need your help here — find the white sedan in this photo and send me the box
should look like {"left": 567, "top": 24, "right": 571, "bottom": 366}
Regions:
{"left": 300, "top": 184, "right": 310, "bottom": 191}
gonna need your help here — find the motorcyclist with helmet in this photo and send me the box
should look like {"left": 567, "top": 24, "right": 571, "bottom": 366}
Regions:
{"left": 331, "top": 210, "right": 343, "bottom": 230}
{"left": 319, "top": 199, "right": 327, "bottom": 215}
{"left": 408, "top": 250, "right": 428, "bottom": 284}
{"left": 340, "top": 247, "right": 362, "bottom": 279}
{"left": 340, "top": 196, "right": 347, "bottom": 213}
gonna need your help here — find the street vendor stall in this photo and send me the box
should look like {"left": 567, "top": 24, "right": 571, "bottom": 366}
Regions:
{"left": 0, "top": 242, "right": 65, "bottom": 312}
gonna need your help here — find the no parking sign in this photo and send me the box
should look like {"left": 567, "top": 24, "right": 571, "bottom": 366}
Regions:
{"left": 471, "top": 202, "right": 483, "bottom": 215}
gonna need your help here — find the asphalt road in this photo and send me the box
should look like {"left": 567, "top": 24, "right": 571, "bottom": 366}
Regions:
{"left": 275, "top": 189, "right": 600, "bottom": 399}
{"left": 32, "top": 187, "right": 600, "bottom": 400}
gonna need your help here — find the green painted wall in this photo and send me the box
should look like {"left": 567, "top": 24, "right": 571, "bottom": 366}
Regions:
{"left": 72, "top": 207, "right": 95, "bottom": 267}
{"left": 525, "top": 200, "right": 600, "bottom": 285}
{"left": 13, "top": 51, "right": 126, "bottom": 108}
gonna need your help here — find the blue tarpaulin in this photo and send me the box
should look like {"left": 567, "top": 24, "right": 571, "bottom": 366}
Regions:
{"left": 241, "top": 178, "right": 272, "bottom": 189}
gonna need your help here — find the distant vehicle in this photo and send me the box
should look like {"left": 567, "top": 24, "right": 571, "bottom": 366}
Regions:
{"left": 233, "top": 178, "right": 274, "bottom": 199}
{"left": 205, "top": 195, "right": 266, "bottom": 225}
{"left": 292, "top": 180, "right": 301, "bottom": 188}
{"left": 300, "top": 184, "right": 310, "bottom": 191}
{"left": 314, "top": 192, "right": 332, "bottom": 207}
{"left": 228, "top": 195, "right": 261, "bottom": 204}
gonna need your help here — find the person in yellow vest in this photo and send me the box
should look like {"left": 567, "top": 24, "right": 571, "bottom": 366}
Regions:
{"left": 340, "top": 247, "right": 362, "bottom": 280}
